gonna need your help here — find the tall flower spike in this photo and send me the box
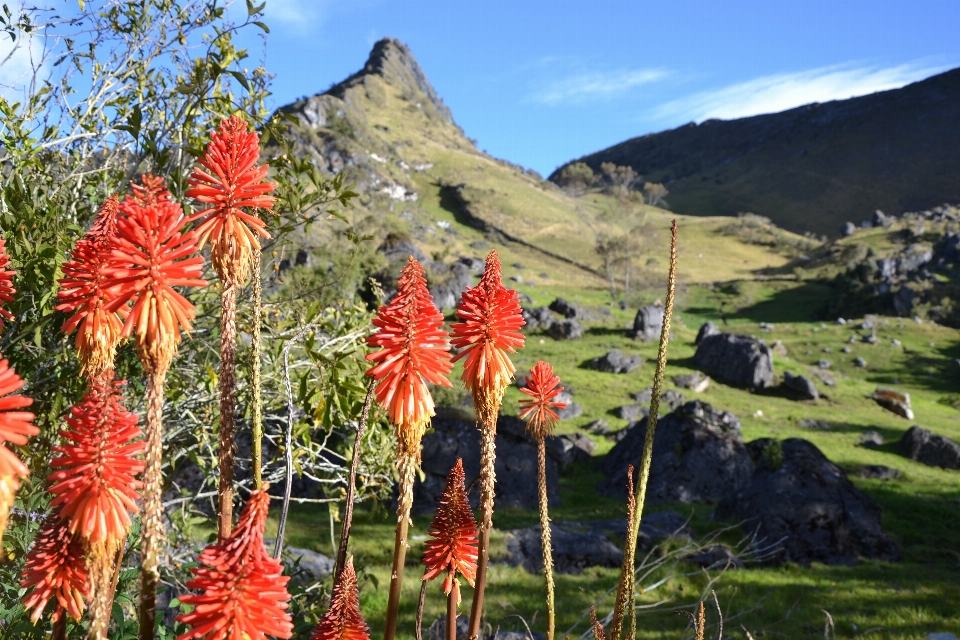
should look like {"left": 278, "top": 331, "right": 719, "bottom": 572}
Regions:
{"left": 518, "top": 361, "right": 567, "bottom": 441}
{"left": 0, "top": 236, "right": 16, "bottom": 331}
{"left": 47, "top": 372, "right": 144, "bottom": 550}
{"left": 176, "top": 489, "right": 293, "bottom": 640}
{"left": 20, "top": 508, "right": 89, "bottom": 624}
{"left": 450, "top": 250, "right": 525, "bottom": 419}
{"left": 310, "top": 556, "right": 370, "bottom": 640}
{"left": 0, "top": 358, "right": 36, "bottom": 539}
{"left": 104, "top": 175, "right": 207, "bottom": 373}
{"left": 187, "top": 114, "right": 276, "bottom": 286}
{"left": 422, "top": 459, "right": 479, "bottom": 606}
{"left": 366, "top": 256, "right": 453, "bottom": 455}
{"left": 57, "top": 196, "right": 128, "bottom": 377}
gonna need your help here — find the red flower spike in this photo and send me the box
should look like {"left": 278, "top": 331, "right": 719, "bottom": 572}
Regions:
{"left": 47, "top": 372, "right": 145, "bottom": 550}
{"left": 422, "top": 459, "right": 479, "bottom": 605}
{"left": 450, "top": 250, "right": 525, "bottom": 406}
{"left": 176, "top": 489, "right": 293, "bottom": 640}
{"left": 365, "top": 256, "right": 452, "bottom": 456}
{"left": 310, "top": 556, "right": 370, "bottom": 640}
{"left": 57, "top": 196, "right": 129, "bottom": 376}
{"left": 0, "top": 358, "right": 36, "bottom": 538}
{"left": 518, "top": 360, "right": 567, "bottom": 441}
{"left": 104, "top": 175, "right": 207, "bottom": 372}
{"left": 20, "top": 509, "right": 89, "bottom": 623}
{"left": 187, "top": 115, "right": 276, "bottom": 286}
{"left": 0, "top": 236, "right": 16, "bottom": 329}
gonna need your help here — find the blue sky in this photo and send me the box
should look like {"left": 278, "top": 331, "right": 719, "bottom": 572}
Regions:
{"left": 247, "top": 0, "right": 959, "bottom": 177}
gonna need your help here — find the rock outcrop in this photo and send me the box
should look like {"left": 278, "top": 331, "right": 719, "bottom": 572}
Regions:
{"left": 629, "top": 302, "right": 664, "bottom": 341}
{"left": 898, "top": 426, "right": 960, "bottom": 469}
{"left": 694, "top": 329, "right": 775, "bottom": 389}
{"left": 588, "top": 349, "right": 642, "bottom": 374}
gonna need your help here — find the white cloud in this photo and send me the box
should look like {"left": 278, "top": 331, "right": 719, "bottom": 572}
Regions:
{"left": 654, "top": 61, "right": 951, "bottom": 123}
{"left": 530, "top": 67, "right": 671, "bottom": 106}
{"left": 263, "top": 0, "right": 323, "bottom": 25}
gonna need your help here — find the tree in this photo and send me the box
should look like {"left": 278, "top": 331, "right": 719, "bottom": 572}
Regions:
{"left": 643, "top": 182, "right": 669, "bottom": 207}
{"left": 601, "top": 162, "right": 640, "bottom": 197}
{"left": 552, "top": 162, "right": 596, "bottom": 196}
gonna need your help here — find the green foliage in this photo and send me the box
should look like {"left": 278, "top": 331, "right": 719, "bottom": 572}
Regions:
{"left": 720, "top": 213, "right": 822, "bottom": 257}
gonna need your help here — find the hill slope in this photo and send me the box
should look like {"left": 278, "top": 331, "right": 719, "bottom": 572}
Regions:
{"left": 551, "top": 68, "right": 960, "bottom": 236}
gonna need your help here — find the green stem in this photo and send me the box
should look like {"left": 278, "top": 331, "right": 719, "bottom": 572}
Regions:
{"left": 537, "top": 438, "right": 555, "bottom": 640}
{"left": 252, "top": 249, "right": 263, "bottom": 489}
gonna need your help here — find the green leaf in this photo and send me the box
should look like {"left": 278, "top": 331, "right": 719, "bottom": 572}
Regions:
{"left": 247, "top": 0, "right": 267, "bottom": 16}
{"left": 228, "top": 69, "right": 250, "bottom": 91}
{"left": 252, "top": 21, "right": 270, "bottom": 33}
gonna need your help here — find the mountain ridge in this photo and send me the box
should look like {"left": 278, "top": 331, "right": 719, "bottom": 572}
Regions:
{"left": 551, "top": 68, "right": 960, "bottom": 235}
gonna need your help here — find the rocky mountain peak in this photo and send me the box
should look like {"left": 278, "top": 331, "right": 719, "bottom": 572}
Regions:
{"left": 330, "top": 37, "right": 455, "bottom": 126}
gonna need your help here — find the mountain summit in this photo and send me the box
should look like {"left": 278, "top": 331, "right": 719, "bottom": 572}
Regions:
{"left": 552, "top": 68, "right": 960, "bottom": 235}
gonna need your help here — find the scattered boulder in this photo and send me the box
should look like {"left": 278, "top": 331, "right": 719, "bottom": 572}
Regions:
{"left": 506, "top": 524, "right": 623, "bottom": 574}
{"left": 547, "top": 318, "right": 584, "bottom": 340}
{"left": 284, "top": 547, "right": 335, "bottom": 581}
{"left": 661, "top": 389, "right": 686, "bottom": 410}
{"left": 694, "top": 332, "right": 775, "bottom": 390}
{"left": 456, "top": 256, "right": 485, "bottom": 275}
{"left": 549, "top": 297, "right": 580, "bottom": 319}
{"left": 589, "top": 349, "right": 642, "bottom": 374}
{"left": 429, "top": 262, "right": 474, "bottom": 309}
{"left": 556, "top": 400, "right": 584, "bottom": 421}
{"left": 577, "top": 510, "right": 692, "bottom": 551}
{"left": 817, "top": 359, "right": 832, "bottom": 369}
{"left": 629, "top": 302, "right": 664, "bottom": 341}
{"left": 811, "top": 368, "right": 836, "bottom": 387}
{"left": 798, "top": 419, "right": 832, "bottom": 430}
{"left": 859, "top": 430, "right": 884, "bottom": 449}
{"left": 546, "top": 433, "right": 596, "bottom": 470}
{"left": 840, "top": 222, "right": 856, "bottom": 237}
{"left": 695, "top": 321, "right": 721, "bottom": 345}
{"left": 715, "top": 438, "right": 902, "bottom": 565}
{"left": 381, "top": 237, "right": 427, "bottom": 263}
{"left": 599, "top": 401, "right": 753, "bottom": 503}
{"left": 521, "top": 306, "right": 554, "bottom": 330}
{"left": 688, "top": 545, "right": 742, "bottom": 569}
{"left": 870, "top": 388, "right": 914, "bottom": 420}
{"left": 415, "top": 409, "right": 559, "bottom": 515}
{"left": 783, "top": 371, "right": 819, "bottom": 400}
{"left": 427, "top": 616, "right": 469, "bottom": 640}
{"left": 858, "top": 465, "right": 902, "bottom": 480}
{"left": 673, "top": 372, "right": 710, "bottom": 393}
{"left": 584, "top": 419, "right": 610, "bottom": 435}
{"left": 771, "top": 340, "right": 788, "bottom": 356}
{"left": 898, "top": 426, "right": 960, "bottom": 469}
{"left": 615, "top": 404, "right": 646, "bottom": 422}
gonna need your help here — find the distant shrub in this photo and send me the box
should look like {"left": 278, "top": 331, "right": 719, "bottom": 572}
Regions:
{"left": 721, "top": 213, "right": 821, "bottom": 257}
{"left": 553, "top": 162, "right": 596, "bottom": 195}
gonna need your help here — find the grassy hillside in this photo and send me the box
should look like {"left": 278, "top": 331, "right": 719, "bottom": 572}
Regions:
{"left": 552, "top": 68, "right": 960, "bottom": 236}
{"left": 259, "top": 39, "right": 960, "bottom": 639}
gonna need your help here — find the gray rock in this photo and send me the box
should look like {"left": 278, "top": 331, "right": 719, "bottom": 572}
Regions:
{"left": 506, "top": 524, "right": 623, "bottom": 574}
{"left": 695, "top": 321, "right": 721, "bottom": 345}
{"left": 898, "top": 426, "right": 960, "bottom": 469}
{"left": 783, "top": 371, "right": 819, "bottom": 400}
{"left": 715, "top": 438, "right": 902, "bottom": 565}
{"left": 381, "top": 237, "right": 427, "bottom": 263}
{"left": 632, "top": 388, "right": 685, "bottom": 411}
{"left": 556, "top": 401, "right": 583, "bottom": 421}
{"left": 688, "top": 545, "right": 743, "bottom": 569}
{"left": 415, "top": 409, "right": 560, "bottom": 515}
{"left": 427, "top": 615, "right": 469, "bottom": 640}
{"left": 615, "top": 404, "right": 647, "bottom": 422}
{"left": 843, "top": 346, "right": 852, "bottom": 354}
{"left": 589, "top": 349, "right": 642, "bottom": 374}
{"left": 811, "top": 367, "right": 836, "bottom": 387}
{"left": 456, "top": 256, "right": 485, "bottom": 274}
{"left": 894, "top": 286, "right": 918, "bottom": 316}
{"left": 629, "top": 302, "right": 664, "bottom": 341}
{"left": 549, "top": 297, "right": 580, "bottom": 319}
{"left": 840, "top": 222, "right": 856, "bottom": 237}
{"left": 870, "top": 388, "right": 914, "bottom": 420}
{"left": 771, "top": 340, "right": 788, "bottom": 356}
{"left": 546, "top": 433, "right": 596, "bottom": 469}
{"left": 858, "top": 465, "right": 901, "bottom": 480}
{"left": 547, "top": 318, "right": 584, "bottom": 340}
{"left": 284, "top": 546, "right": 335, "bottom": 580}
{"left": 577, "top": 511, "right": 691, "bottom": 550}
{"left": 521, "top": 306, "right": 554, "bottom": 329}
{"left": 859, "top": 430, "right": 884, "bottom": 449}
{"left": 926, "top": 633, "right": 958, "bottom": 640}
{"left": 817, "top": 359, "right": 832, "bottom": 369}
{"left": 673, "top": 371, "right": 711, "bottom": 393}
{"left": 798, "top": 419, "right": 832, "bottom": 430}
{"left": 599, "top": 401, "right": 753, "bottom": 503}
{"left": 584, "top": 419, "right": 610, "bottom": 435}
{"left": 694, "top": 332, "right": 775, "bottom": 390}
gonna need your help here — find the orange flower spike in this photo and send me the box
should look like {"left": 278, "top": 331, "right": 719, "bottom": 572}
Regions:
{"left": 365, "top": 256, "right": 452, "bottom": 453}
{"left": 20, "top": 509, "right": 89, "bottom": 623}
{"left": 450, "top": 250, "right": 525, "bottom": 407}
{"left": 105, "top": 175, "right": 207, "bottom": 372}
{"left": 176, "top": 489, "right": 293, "bottom": 640}
{"left": 0, "top": 358, "right": 36, "bottom": 538}
{"left": 310, "top": 556, "right": 371, "bottom": 640}
{"left": 518, "top": 361, "right": 568, "bottom": 441}
{"left": 187, "top": 115, "right": 276, "bottom": 286}
{"left": 422, "top": 459, "right": 479, "bottom": 605}
{"left": 0, "top": 236, "right": 16, "bottom": 330}
{"left": 57, "top": 196, "right": 128, "bottom": 376}
{"left": 47, "top": 373, "right": 145, "bottom": 549}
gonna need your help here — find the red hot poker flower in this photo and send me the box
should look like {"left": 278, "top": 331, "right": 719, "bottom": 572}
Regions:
{"left": 104, "top": 175, "right": 207, "bottom": 373}
{"left": 0, "top": 236, "right": 16, "bottom": 330}
{"left": 176, "top": 489, "right": 293, "bottom": 640}
{"left": 47, "top": 372, "right": 145, "bottom": 550}
{"left": 20, "top": 509, "right": 89, "bottom": 623}
{"left": 450, "top": 250, "right": 525, "bottom": 414}
{"left": 366, "top": 256, "right": 452, "bottom": 455}
{"left": 422, "top": 458, "right": 479, "bottom": 605}
{"left": 0, "top": 358, "right": 36, "bottom": 538}
{"left": 310, "top": 556, "right": 370, "bottom": 640}
{"left": 518, "top": 360, "right": 567, "bottom": 441}
{"left": 187, "top": 115, "right": 276, "bottom": 286}
{"left": 57, "top": 196, "right": 128, "bottom": 376}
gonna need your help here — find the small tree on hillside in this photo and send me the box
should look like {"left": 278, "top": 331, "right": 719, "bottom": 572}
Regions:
{"left": 601, "top": 162, "right": 640, "bottom": 197}
{"left": 553, "top": 162, "right": 596, "bottom": 195}
{"left": 644, "top": 181, "right": 669, "bottom": 207}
